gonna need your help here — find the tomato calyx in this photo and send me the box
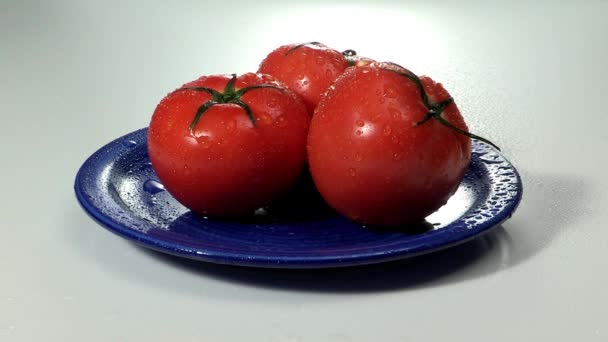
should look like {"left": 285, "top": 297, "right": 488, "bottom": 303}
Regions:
{"left": 179, "top": 74, "right": 284, "bottom": 132}
{"left": 285, "top": 41, "right": 324, "bottom": 56}
{"left": 383, "top": 62, "right": 501, "bottom": 151}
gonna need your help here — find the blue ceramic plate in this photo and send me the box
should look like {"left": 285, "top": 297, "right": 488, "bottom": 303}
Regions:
{"left": 75, "top": 128, "right": 522, "bottom": 268}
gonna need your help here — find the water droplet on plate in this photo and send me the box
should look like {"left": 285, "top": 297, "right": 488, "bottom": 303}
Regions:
{"left": 143, "top": 180, "right": 165, "bottom": 194}
{"left": 123, "top": 140, "right": 137, "bottom": 147}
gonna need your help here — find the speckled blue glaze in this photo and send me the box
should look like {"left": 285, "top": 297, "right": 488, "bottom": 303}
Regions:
{"left": 75, "top": 128, "right": 522, "bottom": 268}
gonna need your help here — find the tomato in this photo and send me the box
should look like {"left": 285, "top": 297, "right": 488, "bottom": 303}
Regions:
{"left": 307, "top": 62, "right": 488, "bottom": 226}
{"left": 148, "top": 73, "right": 310, "bottom": 217}
{"left": 258, "top": 42, "right": 349, "bottom": 114}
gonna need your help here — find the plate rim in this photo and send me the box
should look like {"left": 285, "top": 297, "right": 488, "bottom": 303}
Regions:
{"left": 75, "top": 128, "right": 523, "bottom": 269}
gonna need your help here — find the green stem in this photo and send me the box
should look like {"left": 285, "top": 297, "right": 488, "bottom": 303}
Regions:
{"left": 189, "top": 100, "right": 218, "bottom": 132}
{"left": 183, "top": 74, "right": 286, "bottom": 131}
{"left": 383, "top": 64, "right": 500, "bottom": 150}
{"left": 434, "top": 114, "right": 501, "bottom": 151}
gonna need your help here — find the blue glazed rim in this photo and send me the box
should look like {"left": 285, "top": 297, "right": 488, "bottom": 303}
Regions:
{"left": 75, "top": 128, "right": 523, "bottom": 269}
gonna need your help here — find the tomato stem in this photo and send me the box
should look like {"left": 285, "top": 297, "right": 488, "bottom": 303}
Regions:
{"left": 384, "top": 63, "right": 501, "bottom": 151}
{"left": 178, "top": 74, "right": 286, "bottom": 132}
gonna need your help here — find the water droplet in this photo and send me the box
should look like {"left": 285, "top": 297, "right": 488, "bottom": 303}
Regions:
{"left": 123, "top": 140, "right": 137, "bottom": 147}
{"left": 355, "top": 119, "right": 365, "bottom": 127}
{"left": 354, "top": 152, "right": 363, "bottom": 161}
{"left": 392, "top": 152, "right": 403, "bottom": 160}
{"left": 384, "top": 85, "right": 398, "bottom": 98}
{"left": 276, "top": 116, "right": 287, "bottom": 127}
{"left": 268, "top": 97, "right": 278, "bottom": 108}
{"left": 389, "top": 107, "right": 401, "bottom": 119}
{"left": 383, "top": 125, "right": 392, "bottom": 136}
{"left": 184, "top": 164, "right": 192, "bottom": 176}
{"left": 348, "top": 168, "right": 357, "bottom": 177}
{"left": 391, "top": 135, "right": 400, "bottom": 144}
{"left": 143, "top": 180, "right": 165, "bottom": 194}
{"left": 361, "top": 68, "right": 371, "bottom": 74}
{"left": 371, "top": 112, "right": 383, "bottom": 122}
{"left": 225, "top": 120, "right": 236, "bottom": 131}
{"left": 355, "top": 129, "right": 363, "bottom": 136}
{"left": 257, "top": 113, "right": 273, "bottom": 125}
{"left": 196, "top": 135, "right": 211, "bottom": 148}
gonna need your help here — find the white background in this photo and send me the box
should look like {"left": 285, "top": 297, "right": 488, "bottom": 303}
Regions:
{"left": 1, "top": 1, "right": 607, "bottom": 341}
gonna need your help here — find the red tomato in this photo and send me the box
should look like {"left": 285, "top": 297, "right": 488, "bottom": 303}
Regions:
{"left": 258, "top": 42, "right": 349, "bottom": 114}
{"left": 308, "top": 63, "right": 479, "bottom": 226}
{"left": 148, "top": 73, "right": 310, "bottom": 217}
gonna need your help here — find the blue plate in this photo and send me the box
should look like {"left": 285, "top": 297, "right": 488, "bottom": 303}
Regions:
{"left": 75, "top": 128, "right": 522, "bottom": 268}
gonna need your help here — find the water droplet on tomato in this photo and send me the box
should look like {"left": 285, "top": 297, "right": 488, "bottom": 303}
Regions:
{"left": 383, "top": 125, "right": 392, "bottom": 136}
{"left": 225, "top": 120, "right": 236, "bottom": 131}
{"left": 355, "top": 119, "right": 365, "bottom": 127}
{"left": 384, "top": 85, "right": 398, "bottom": 98}
{"left": 268, "top": 97, "right": 278, "bottom": 108}
{"left": 355, "top": 129, "right": 363, "bottom": 136}
{"left": 183, "top": 164, "right": 192, "bottom": 176}
{"left": 371, "top": 112, "right": 383, "bottom": 122}
{"left": 276, "top": 116, "right": 287, "bottom": 127}
{"left": 361, "top": 68, "right": 371, "bottom": 74}
{"left": 143, "top": 180, "right": 165, "bottom": 194}
{"left": 391, "top": 135, "right": 400, "bottom": 144}
{"left": 389, "top": 107, "right": 401, "bottom": 119}
{"left": 257, "top": 113, "right": 273, "bottom": 125}
{"left": 196, "top": 135, "right": 212, "bottom": 148}
{"left": 348, "top": 168, "right": 357, "bottom": 177}
{"left": 354, "top": 152, "right": 363, "bottom": 161}
{"left": 392, "top": 152, "right": 403, "bottom": 160}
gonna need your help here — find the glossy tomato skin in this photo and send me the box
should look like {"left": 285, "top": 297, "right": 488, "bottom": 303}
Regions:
{"left": 148, "top": 73, "right": 310, "bottom": 217}
{"left": 258, "top": 43, "right": 349, "bottom": 114}
{"left": 307, "top": 65, "right": 472, "bottom": 226}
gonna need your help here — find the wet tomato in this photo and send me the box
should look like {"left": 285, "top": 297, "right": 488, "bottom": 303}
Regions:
{"left": 148, "top": 73, "right": 310, "bottom": 217}
{"left": 307, "top": 62, "right": 496, "bottom": 226}
{"left": 258, "top": 42, "right": 349, "bottom": 114}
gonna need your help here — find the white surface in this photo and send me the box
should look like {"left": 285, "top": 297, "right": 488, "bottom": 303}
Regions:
{"left": 2, "top": 0, "right": 607, "bottom": 341}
